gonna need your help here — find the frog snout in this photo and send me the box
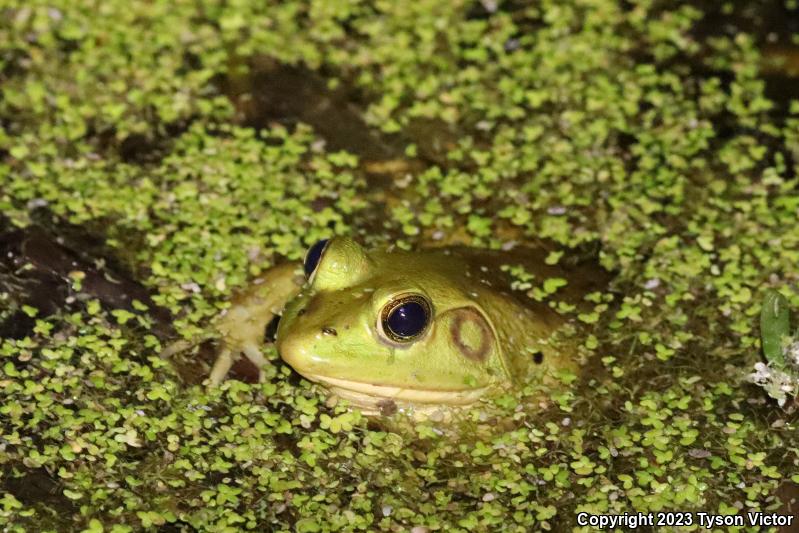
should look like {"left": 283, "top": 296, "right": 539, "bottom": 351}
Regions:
{"left": 277, "top": 328, "right": 319, "bottom": 371}
{"left": 276, "top": 316, "right": 337, "bottom": 373}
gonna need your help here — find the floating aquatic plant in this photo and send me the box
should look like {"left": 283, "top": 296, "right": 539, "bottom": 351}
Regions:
{"left": 750, "top": 290, "right": 799, "bottom": 407}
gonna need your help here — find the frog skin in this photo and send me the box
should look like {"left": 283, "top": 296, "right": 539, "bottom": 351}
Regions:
{"left": 196, "top": 236, "right": 601, "bottom": 414}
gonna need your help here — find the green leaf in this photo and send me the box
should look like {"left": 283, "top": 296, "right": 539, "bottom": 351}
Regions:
{"left": 760, "top": 290, "right": 790, "bottom": 366}
{"left": 63, "top": 489, "right": 83, "bottom": 500}
{"left": 81, "top": 518, "right": 104, "bottom": 533}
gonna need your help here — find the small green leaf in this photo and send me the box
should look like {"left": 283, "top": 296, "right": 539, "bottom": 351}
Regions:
{"left": 81, "top": 518, "right": 104, "bottom": 533}
{"left": 63, "top": 489, "right": 83, "bottom": 500}
{"left": 543, "top": 277, "right": 568, "bottom": 294}
{"left": 9, "top": 145, "right": 29, "bottom": 159}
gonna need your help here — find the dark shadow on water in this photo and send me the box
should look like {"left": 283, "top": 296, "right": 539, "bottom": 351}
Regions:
{"left": 223, "top": 56, "right": 468, "bottom": 179}
{"left": 230, "top": 56, "right": 401, "bottom": 162}
{"left": 692, "top": 0, "right": 799, "bottom": 109}
{"left": 2, "top": 467, "right": 76, "bottom": 526}
{"left": 0, "top": 212, "right": 172, "bottom": 341}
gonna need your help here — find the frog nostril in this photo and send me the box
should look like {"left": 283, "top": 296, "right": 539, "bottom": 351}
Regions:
{"left": 532, "top": 350, "right": 544, "bottom": 364}
{"left": 322, "top": 326, "right": 337, "bottom": 336}
{"left": 297, "top": 308, "right": 306, "bottom": 316}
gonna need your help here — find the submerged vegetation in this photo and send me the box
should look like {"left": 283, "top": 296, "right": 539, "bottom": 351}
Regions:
{"left": 1, "top": 0, "right": 798, "bottom": 531}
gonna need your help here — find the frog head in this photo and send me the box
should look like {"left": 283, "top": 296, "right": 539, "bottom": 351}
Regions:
{"left": 276, "top": 237, "right": 513, "bottom": 409}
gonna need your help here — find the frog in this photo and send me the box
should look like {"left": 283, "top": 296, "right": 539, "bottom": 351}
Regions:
{"left": 182, "top": 236, "right": 604, "bottom": 415}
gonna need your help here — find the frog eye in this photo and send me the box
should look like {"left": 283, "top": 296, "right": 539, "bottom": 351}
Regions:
{"left": 303, "top": 238, "right": 330, "bottom": 278}
{"left": 379, "top": 294, "right": 431, "bottom": 343}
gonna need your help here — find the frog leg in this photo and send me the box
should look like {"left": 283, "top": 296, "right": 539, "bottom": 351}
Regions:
{"left": 162, "top": 261, "right": 304, "bottom": 385}
{"left": 207, "top": 337, "right": 273, "bottom": 385}
{"left": 207, "top": 261, "right": 304, "bottom": 385}
{"left": 160, "top": 339, "right": 195, "bottom": 360}
{"left": 208, "top": 346, "right": 235, "bottom": 385}
{"left": 241, "top": 343, "right": 270, "bottom": 380}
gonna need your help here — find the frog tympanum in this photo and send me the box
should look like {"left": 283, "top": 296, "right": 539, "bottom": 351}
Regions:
{"left": 171, "top": 237, "right": 601, "bottom": 414}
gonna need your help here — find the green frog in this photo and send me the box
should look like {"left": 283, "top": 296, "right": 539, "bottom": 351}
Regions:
{"left": 186, "top": 236, "right": 603, "bottom": 415}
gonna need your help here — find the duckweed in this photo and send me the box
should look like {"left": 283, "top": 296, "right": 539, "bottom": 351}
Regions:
{"left": 1, "top": 0, "right": 798, "bottom": 531}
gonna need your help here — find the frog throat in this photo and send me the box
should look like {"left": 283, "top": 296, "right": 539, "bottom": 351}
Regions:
{"left": 303, "top": 373, "right": 491, "bottom": 408}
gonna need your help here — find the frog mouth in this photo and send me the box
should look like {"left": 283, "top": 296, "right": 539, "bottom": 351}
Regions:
{"left": 301, "top": 373, "right": 490, "bottom": 407}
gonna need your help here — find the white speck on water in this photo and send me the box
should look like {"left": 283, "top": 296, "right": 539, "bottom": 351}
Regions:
{"left": 395, "top": 174, "right": 413, "bottom": 188}
{"left": 482, "top": 492, "right": 495, "bottom": 502}
{"left": 382, "top": 505, "right": 393, "bottom": 517}
{"left": 644, "top": 278, "right": 660, "bottom": 290}
{"left": 548, "top": 206, "right": 566, "bottom": 215}
{"left": 749, "top": 362, "right": 771, "bottom": 383}
{"left": 688, "top": 448, "right": 711, "bottom": 459}
{"left": 181, "top": 282, "right": 201, "bottom": 293}
{"left": 480, "top": 0, "right": 497, "bottom": 12}
{"left": 27, "top": 198, "right": 49, "bottom": 209}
